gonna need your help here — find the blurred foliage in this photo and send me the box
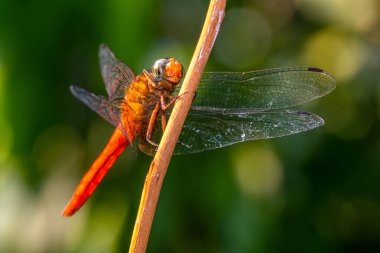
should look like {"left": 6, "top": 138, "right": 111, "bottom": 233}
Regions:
{"left": 0, "top": 0, "right": 379, "bottom": 252}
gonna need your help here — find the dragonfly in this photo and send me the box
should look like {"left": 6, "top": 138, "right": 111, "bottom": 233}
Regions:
{"left": 62, "top": 44, "right": 335, "bottom": 216}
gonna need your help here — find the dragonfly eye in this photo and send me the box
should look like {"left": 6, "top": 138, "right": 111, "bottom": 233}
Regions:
{"left": 152, "top": 58, "right": 169, "bottom": 81}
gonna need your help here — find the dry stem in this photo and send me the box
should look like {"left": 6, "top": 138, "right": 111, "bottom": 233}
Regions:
{"left": 128, "top": 0, "right": 226, "bottom": 252}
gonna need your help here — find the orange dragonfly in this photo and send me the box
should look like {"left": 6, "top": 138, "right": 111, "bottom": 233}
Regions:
{"left": 62, "top": 44, "right": 335, "bottom": 216}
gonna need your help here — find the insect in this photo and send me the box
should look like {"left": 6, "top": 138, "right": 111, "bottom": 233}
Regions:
{"left": 62, "top": 44, "right": 335, "bottom": 216}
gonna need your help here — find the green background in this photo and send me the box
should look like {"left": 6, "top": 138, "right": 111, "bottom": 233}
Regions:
{"left": 0, "top": 0, "right": 379, "bottom": 252}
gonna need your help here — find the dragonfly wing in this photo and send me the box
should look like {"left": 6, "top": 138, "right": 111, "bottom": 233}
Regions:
{"left": 173, "top": 108, "right": 324, "bottom": 155}
{"left": 99, "top": 44, "right": 135, "bottom": 99}
{"left": 70, "top": 85, "right": 121, "bottom": 127}
{"left": 195, "top": 67, "right": 336, "bottom": 110}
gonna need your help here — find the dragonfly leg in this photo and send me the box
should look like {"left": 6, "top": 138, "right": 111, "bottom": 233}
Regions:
{"left": 159, "top": 96, "right": 190, "bottom": 149}
{"left": 161, "top": 92, "right": 188, "bottom": 111}
{"left": 177, "top": 140, "right": 191, "bottom": 149}
{"left": 146, "top": 103, "right": 160, "bottom": 147}
{"left": 161, "top": 110, "right": 167, "bottom": 133}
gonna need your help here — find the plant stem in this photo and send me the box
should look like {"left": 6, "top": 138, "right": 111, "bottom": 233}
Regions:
{"left": 128, "top": 0, "right": 226, "bottom": 252}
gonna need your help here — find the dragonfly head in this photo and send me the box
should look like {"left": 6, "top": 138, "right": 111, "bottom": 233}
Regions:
{"left": 152, "top": 58, "right": 183, "bottom": 86}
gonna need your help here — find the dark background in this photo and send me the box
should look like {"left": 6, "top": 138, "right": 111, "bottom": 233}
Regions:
{"left": 0, "top": 0, "right": 379, "bottom": 252}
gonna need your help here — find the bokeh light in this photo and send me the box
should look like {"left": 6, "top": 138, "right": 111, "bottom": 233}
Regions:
{"left": 214, "top": 8, "right": 271, "bottom": 69}
{"left": 302, "top": 28, "right": 367, "bottom": 82}
{"left": 233, "top": 144, "right": 283, "bottom": 198}
{"left": 0, "top": 60, "right": 12, "bottom": 164}
{"left": 296, "top": 0, "right": 379, "bottom": 33}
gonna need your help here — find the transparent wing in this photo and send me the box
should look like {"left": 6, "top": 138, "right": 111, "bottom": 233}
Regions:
{"left": 70, "top": 85, "right": 121, "bottom": 127}
{"left": 192, "top": 67, "right": 335, "bottom": 110}
{"left": 99, "top": 44, "right": 135, "bottom": 99}
{"left": 136, "top": 107, "right": 324, "bottom": 156}
{"left": 172, "top": 108, "right": 324, "bottom": 154}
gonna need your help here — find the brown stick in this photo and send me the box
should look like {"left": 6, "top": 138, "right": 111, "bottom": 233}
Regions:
{"left": 128, "top": 0, "right": 226, "bottom": 252}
